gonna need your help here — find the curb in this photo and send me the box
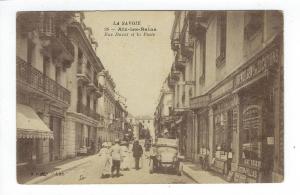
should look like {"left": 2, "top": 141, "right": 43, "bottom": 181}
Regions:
{"left": 182, "top": 165, "right": 199, "bottom": 183}
{"left": 26, "top": 158, "right": 93, "bottom": 184}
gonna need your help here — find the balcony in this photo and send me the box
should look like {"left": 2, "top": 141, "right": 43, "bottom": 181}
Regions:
{"left": 170, "top": 67, "right": 181, "bottom": 81}
{"left": 188, "top": 11, "right": 209, "bottom": 37}
{"left": 77, "top": 62, "right": 91, "bottom": 84}
{"left": 216, "top": 51, "right": 226, "bottom": 67}
{"left": 175, "top": 53, "right": 187, "bottom": 71}
{"left": 181, "top": 38, "right": 194, "bottom": 58}
{"left": 88, "top": 109, "right": 101, "bottom": 121}
{"left": 87, "top": 82, "right": 97, "bottom": 93}
{"left": 17, "top": 57, "right": 70, "bottom": 106}
{"left": 171, "top": 32, "right": 180, "bottom": 51}
{"left": 37, "top": 15, "right": 74, "bottom": 63}
{"left": 77, "top": 102, "right": 100, "bottom": 121}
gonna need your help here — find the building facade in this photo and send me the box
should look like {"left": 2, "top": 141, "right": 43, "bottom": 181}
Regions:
{"left": 98, "top": 70, "right": 121, "bottom": 142}
{"left": 16, "top": 12, "right": 128, "bottom": 171}
{"left": 16, "top": 12, "right": 75, "bottom": 165}
{"left": 154, "top": 77, "right": 174, "bottom": 138}
{"left": 66, "top": 12, "right": 104, "bottom": 157}
{"left": 135, "top": 116, "right": 155, "bottom": 140}
{"left": 167, "top": 11, "right": 283, "bottom": 183}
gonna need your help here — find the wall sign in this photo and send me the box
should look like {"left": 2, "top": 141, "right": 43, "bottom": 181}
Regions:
{"left": 211, "top": 80, "right": 233, "bottom": 101}
{"left": 234, "top": 46, "right": 280, "bottom": 89}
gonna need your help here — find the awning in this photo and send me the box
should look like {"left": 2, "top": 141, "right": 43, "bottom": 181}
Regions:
{"left": 17, "top": 104, "right": 54, "bottom": 139}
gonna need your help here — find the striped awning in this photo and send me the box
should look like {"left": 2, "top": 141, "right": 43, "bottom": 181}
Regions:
{"left": 17, "top": 104, "right": 53, "bottom": 139}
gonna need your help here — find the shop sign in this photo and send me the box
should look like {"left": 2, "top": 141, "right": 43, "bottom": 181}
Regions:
{"left": 238, "top": 165, "right": 259, "bottom": 180}
{"left": 211, "top": 80, "right": 233, "bottom": 101}
{"left": 234, "top": 46, "right": 280, "bottom": 89}
{"left": 214, "top": 95, "right": 238, "bottom": 113}
{"left": 243, "top": 159, "right": 262, "bottom": 168}
{"left": 190, "top": 94, "right": 210, "bottom": 109}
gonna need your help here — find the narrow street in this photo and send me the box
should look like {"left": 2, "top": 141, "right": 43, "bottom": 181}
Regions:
{"left": 39, "top": 155, "right": 195, "bottom": 184}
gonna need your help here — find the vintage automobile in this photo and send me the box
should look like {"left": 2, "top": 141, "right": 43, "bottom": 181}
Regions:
{"left": 149, "top": 138, "right": 184, "bottom": 176}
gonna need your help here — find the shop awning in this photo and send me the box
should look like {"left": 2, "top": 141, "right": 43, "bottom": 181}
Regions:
{"left": 16, "top": 104, "right": 53, "bottom": 139}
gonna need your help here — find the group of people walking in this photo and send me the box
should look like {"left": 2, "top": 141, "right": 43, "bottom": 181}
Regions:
{"left": 98, "top": 139, "right": 144, "bottom": 178}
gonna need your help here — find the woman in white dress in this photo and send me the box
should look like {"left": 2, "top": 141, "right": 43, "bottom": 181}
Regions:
{"left": 120, "top": 141, "right": 130, "bottom": 171}
{"left": 98, "top": 142, "right": 111, "bottom": 178}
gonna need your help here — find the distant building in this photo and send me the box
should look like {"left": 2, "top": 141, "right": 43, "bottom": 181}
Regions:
{"left": 154, "top": 78, "right": 174, "bottom": 137}
{"left": 135, "top": 115, "right": 155, "bottom": 139}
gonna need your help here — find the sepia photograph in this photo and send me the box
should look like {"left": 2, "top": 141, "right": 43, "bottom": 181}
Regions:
{"left": 15, "top": 10, "right": 283, "bottom": 184}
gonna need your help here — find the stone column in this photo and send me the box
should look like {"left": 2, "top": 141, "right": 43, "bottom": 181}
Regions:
{"left": 208, "top": 107, "right": 214, "bottom": 166}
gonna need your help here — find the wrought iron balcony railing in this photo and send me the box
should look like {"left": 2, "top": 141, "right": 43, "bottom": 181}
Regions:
{"left": 55, "top": 28, "right": 75, "bottom": 57}
{"left": 77, "top": 101, "right": 100, "bottom": 121}
{"left": 37, "top": 15, "right": 74, "bottom": 58}
{"left": 17, "top": 57, "right": 71, "bottom": 105}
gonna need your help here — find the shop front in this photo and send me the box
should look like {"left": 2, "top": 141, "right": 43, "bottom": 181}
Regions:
{"left": 232, "top": 35, "right": 282, "bottom": 183}
{"left": 190, "top": 94, "right": 210, "bottom": 166}
{"left": 210, "top": 95, "right": 237, "bottom": 176}
{"left": 234, "top": 78, "right": 274, "bottom": 183}
{"left": 17, "top": 104, "right": 54, "bottom": 168}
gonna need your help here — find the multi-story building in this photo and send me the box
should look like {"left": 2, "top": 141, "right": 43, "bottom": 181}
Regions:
{"left": 115, "top": 98, "right": 128, "bottom": 139}
{"left": 154, "top": 77, "right": 174, "bottom": 137}
{"left": 66, "top": 12, "right": 104, "bottom": 156}
{"left": 98, "top": 70, "right": 119, "bottom": 142}
{"left": 169, "top": 11, "right": 283, "bottom": 183}
{"left": 16, "top": 12, "right": 75, "bottom": 165}
{"left": 16, "top": 12, "right": 129, "bottom": 175}
{"left": 126, "top": 113, "right": 139, "bottom": 140}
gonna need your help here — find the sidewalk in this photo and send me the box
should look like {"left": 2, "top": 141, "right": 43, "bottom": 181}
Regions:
{"left": 18, "top": 155, "right": 97, "bottom": 184}
{"left": 182, "top": 162, "right": 228, "bottom": 184}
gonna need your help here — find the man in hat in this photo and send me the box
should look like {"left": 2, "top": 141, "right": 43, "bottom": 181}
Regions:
{"left": 110, "top": 138, "right": 123, "bottom": 177}
{"left": 132, "top": 140, "right": 143, "bottom": 170}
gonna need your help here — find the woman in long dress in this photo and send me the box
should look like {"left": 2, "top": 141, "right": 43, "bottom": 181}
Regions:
{"left": 120, "top": 141, "right": 130, "bottom": 171}
{"left": 98, "top": 142, "right": 111, "bottom": 178}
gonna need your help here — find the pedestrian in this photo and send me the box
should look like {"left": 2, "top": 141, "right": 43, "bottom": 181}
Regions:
{"left": 120, "top": 141, "right": 130, "bottom": 171}
{"left": 110, "top": 139, "right": 123, "bottom": 177}
{"left": 98, "top": 142, "right": 111, "bottom": 178}
{"left": 132, "top": 140, "right": 143, "bottom": 170}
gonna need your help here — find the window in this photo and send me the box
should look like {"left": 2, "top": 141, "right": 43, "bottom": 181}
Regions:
{"left": 244, "top": 11, "right": 264, "bottom": 41}
{"left": 77, "top": 49, "right": 83, "bottom": 73}
{"left": 195, "top": 33, "right": 206, "bottom": 84}
{"left": 93, "top": 71, "right": 98, "bottom": 86}
{"left": 55, "top": 67, "right": 61, "bottom": 83}
{"left": 93, "top": 98, "right": 97, "bottom": 111}
{"left": 87, "top": 126, "right": 91, "bottom": 147}
{"left": 197, "top": 114, "right": 209, "bottom": 155}
{"left": 214, "top": 111, "right": 232, "bottom": 159}
{"left": 27, "top": 39, "right": 34, "bottom": 64}
{"left": 43, "top": 56, "right": 50, "bottom": 76}
{"left": 216, "top": 12, "right": 227, "bottom": 67}
{"left": 241, "top": 105, "right": 262, "bottom": 163}
{"left": 77, "top": 86, "right": 82, "bottom": 112}
{"left": 86, "top": 95, "right": 90, "bottom": 108}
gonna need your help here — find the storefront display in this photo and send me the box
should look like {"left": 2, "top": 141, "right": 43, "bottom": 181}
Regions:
{"left": 211, "top": 96, "right": 236, "bottom": 175}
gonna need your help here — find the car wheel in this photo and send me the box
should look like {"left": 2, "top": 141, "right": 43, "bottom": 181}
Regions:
{"left": 177, "top": 162, "right": 183, "bottom": 176}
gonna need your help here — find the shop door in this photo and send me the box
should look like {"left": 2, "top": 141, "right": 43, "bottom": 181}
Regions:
{"left": 50, "top": 116, "right": 61, "bottom": 160}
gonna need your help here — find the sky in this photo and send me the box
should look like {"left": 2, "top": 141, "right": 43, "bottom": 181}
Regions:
{"left": 84, "top": 11, "right": 175, "bottom": 117}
